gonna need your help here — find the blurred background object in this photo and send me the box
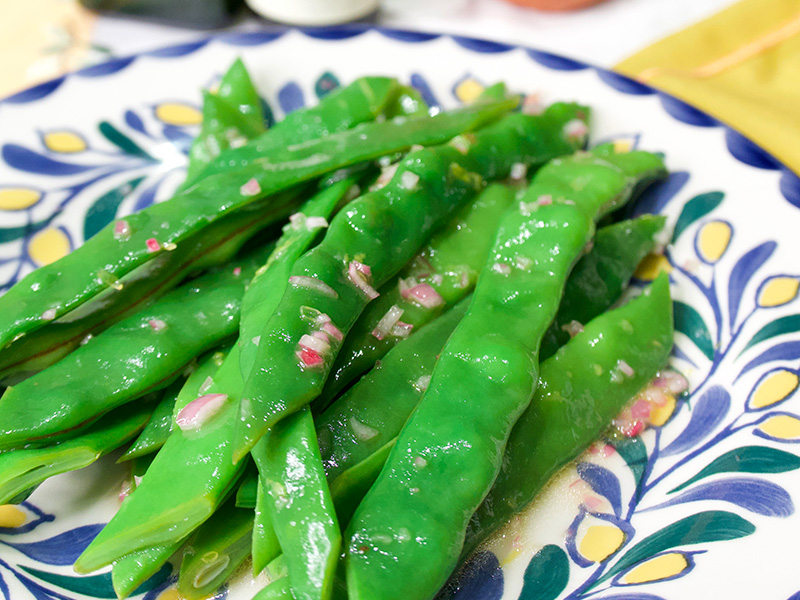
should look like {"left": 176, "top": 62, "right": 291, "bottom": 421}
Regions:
{"left": 0, "top": 0, "right": 736, "bottom": 101}
{"left": 78, "top": 0, "right": 244, "bottom": 28}
{"left": 245, "top": 0, "right": 379, "bottom": 25}
{"left": 502, "top": 0, "right": 607, "bottom": 10}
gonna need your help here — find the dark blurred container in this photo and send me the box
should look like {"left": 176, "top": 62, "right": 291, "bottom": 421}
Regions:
{"left": 78, "top": 0, "right": 244, "bottom": 28}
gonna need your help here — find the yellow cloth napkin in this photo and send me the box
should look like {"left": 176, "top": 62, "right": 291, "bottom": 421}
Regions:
{"left": 615, "top": 0, "right": 800, "bottom": 174}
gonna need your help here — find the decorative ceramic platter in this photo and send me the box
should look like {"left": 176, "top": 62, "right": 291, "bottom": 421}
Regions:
{"left": 2, "top": 26, "right": 800, "bottom": 600}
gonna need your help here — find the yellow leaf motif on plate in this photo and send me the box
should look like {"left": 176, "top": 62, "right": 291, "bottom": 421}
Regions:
{"left": 43, "top": 131, "right": 87, "bottom": 153}
{"left": 29, "top": 227, "right": 71, "bottom": 267}
{"left": 579, "top": 525, "right": 625, "bottom": 563}
{"left": 454, "top": 78, "right": 485, "bottom": 104}
{"left": 0, "top": 505, "right": 26, "bottom": 528}
{"left": 634, "top": 254, "right": 671, "bottom": 281}
{"left": 758, "top": 277, "right": 799, "bottom": 308}
{"left": 750, "top": 370, "right": 798, "bottom": 410}
{"left": 0, "top": 188, "right": 41, "bottom": 210}
{"left": 697, "top": 221, "right": 731, "bottom": 263}
{"left": 157, "top": 587, "right": 181, "bottom": 600}
{"left": 155, "top": 103, "right": 202, "bottom": 126}
{"left": 758, "top": 415, "right": 800, "bottom": 441}
{"left": 621, "top": 552, "right": 689, "bottom": 584}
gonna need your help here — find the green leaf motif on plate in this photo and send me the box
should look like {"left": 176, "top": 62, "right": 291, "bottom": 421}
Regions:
{"left": 98, "top": 121, "right": 152, "bottom": 160}
{"left": 673, "top": 301, "right": 714, "bottom": 360}
{"left": 740, "top": 314, "right": 800, "bottom": 355}
{"left": 519, "top": 545, "right": 570, "bottom": 600}
{"left": 83, "top": 176, "right": 145, "bottom": 240}
{"left": 609, "top": 435, "right": 648, "bottom": 501}
{"left": 595, "top": 510, "right": 755, "bottom": 586}
{"left": 20, "top": 562, "right": 171, "bottom": 598}
{"left": 314, "top": 71, "right": 341, "bottom": 99}
{"left": 670, "top": 445, "right": 800, "bottom": 493}
{"left": 671, "top": 191, "right": 724, "bottom": 242}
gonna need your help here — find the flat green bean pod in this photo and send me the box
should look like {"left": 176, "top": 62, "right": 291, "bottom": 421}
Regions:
{"left": 0, "top": 244, "right": 271, "bottom": 451}
{"left": 316, "top": 183, "right": 516, "bottom": 409}
{"left": 0, "top": 196, "right": 294, "bottom": 384}
{"left": 182, "top": 58, "right": 266, "bottom": 188}
{"left": 345, "top": 148, "right": 667, "bottom": 600}
{"left": 461, "top": 273, "right": 673, "bottom": 559}
{"left": 0, "top": 401, "right": 152, "bottom": 504}
{"left": 253, "top": 407, "right": 340, "bottom": 600}
{"left": 0, "top": 85, "right": 508, "bottom": 351}
{"left": 178, "top": 497, "right": 254, "bottom": 600}
{"left": 120, "top": 346, "right": 230, "bottom": 461}
{"left": 236, "top": 104, "right": 588, "bottom": 459}
{"left": 76, "top": 346, "right": 249, "bottom": 573}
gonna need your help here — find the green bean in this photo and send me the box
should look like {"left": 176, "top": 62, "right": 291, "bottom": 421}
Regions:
{"left": 236, "top": 468, "right": 258, "bottom": 509}
{"left": 315, "top": 182, "right": 515, "bottom": 408}
{"left": 120, "top": 346, "right": 230, "bottom": 461}
{"left": 112, "top": 544, "right": 181, "bottom": 599}
{"left": 462, "top": 273, "right": 672, "bottom": 558}
{"left": 178, "top": 497, "right": 254, "bottom": 600}
{"left": 318, "top": 300, "right": 469, "bottom": 519}
{"left": 319, "top": 214, "right": 665, "bottom": 520}
{"left": 0, "top": 401, "right": 152, "bottom": 504}
{"left": 118, "top": 382, "right": 182, "bottom": 463}
{"left": 345, "top": 148, "right": 667, "bottom": 600}
{"left": 75, "top": 346, "right": 248, "bottom": 574}
{"left": 189, "top": 77, "right": 402, "bottom": 185}
{"left": 253, "top": 465, "right": 281, "bottom": 576}
{"left": 540, "top": 213, "right": 666, "bottom": 359}
{"left": 0, "top": 196, "right": 295, "bottom": 384}
{"left": 235, "top": 104, "right": 588, "bottom": 459}
{"left": 182, "top": 58, "right": 266, "bottom": 188}
{"left": 239, "top": 175, "right": 361, "bottom": 377}
{"left": 253, "top": 407, "right": 340, "bottom": 600}
{"left": 0, "top": 243, "right": 271, "bottom": 452}
{"left": 0, "top": 80, "right": 499, "bottom": 351}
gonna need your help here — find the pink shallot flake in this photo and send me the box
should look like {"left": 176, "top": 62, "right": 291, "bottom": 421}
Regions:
{"left": 401, "top": 282, "right": 444, "bottom": 309}
{"left": 145, "top": 238, "right": 160, "bottom": 253}
{"left": 240, "top": 178, "right": 261, "bottom": 196}
{"left": 176, "top": 393, "right": 229, "bottom": 431}
{"left": 297, "top": 347, "right": 324, "bottom": 368}
{"left": 148, "top": 318, "right": 167, "bottom": 332}
{"left": 114, "top": 220, "right": 131, "bottom": 239}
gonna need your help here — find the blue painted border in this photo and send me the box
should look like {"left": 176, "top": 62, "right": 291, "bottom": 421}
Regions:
{"left": 1, "top": 24, "right": 798, "bottom": 206}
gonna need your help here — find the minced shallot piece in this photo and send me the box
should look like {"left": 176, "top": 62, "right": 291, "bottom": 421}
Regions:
{"left": 372, "top": 305, "right": 404, "bottom": 340}
{"left": 288, "top": 275, "right": 338, "bottom": 299}
{"left": 401, "top": 282, "right": 444, "bottom": 309}
{"left": 348, "top": 261, "right": 379, "bottom": 299}
{"left": 176, "top": 393, "right": 229, "bottom": 431}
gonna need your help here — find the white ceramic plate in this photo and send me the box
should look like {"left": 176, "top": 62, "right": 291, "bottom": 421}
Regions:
{"left": 2, "top": 26, "right": 800, "bottom": 600}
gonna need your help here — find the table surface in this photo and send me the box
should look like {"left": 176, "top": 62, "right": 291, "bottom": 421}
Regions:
{"left": 0, "top": 0, "right": 737, "bottom": 100}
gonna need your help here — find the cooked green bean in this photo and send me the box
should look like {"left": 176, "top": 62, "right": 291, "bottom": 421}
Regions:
{"left": 462, "top": 273, "right": 673, "bottom": 557}
{"left": 0, "top": 197, "right": 293, "bottom": 384}
{"left": 345, "top": 148, "right": 666, "bottom": 600}
{"left": 0, "top": 244, "right": 272, "bottom": 451}
{"left": 0, "top": 86, "right": 509, "bottom": 351}
{"left": 540, "top": 213, "right": 666, "bottom": 359}
{"left": 182, "top": 58, "right": 266, "bottom": 188}
{"left": 120, "top": 346, "right": 230, "bottom": 461}
{"left": 0, "top": 401, "right": 152, "bottom": 504}
{"left": 178, "top": 497, "right": 254, "bottom": 600}
{"left": 75, "top": 346, "right": 249, "bottom": 573}
{"left": 253, "top": 407, "right": 340, "bottom": 600}
{"left": 315, "top": 182, "right": 515, "bottom": 409}
{"left": 235, "top": 104, "right": 588, "bottom": 459}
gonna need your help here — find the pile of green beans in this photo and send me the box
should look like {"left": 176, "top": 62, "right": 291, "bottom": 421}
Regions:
{"left": 0, "top": 59, "right": 677, "bottom": 600}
